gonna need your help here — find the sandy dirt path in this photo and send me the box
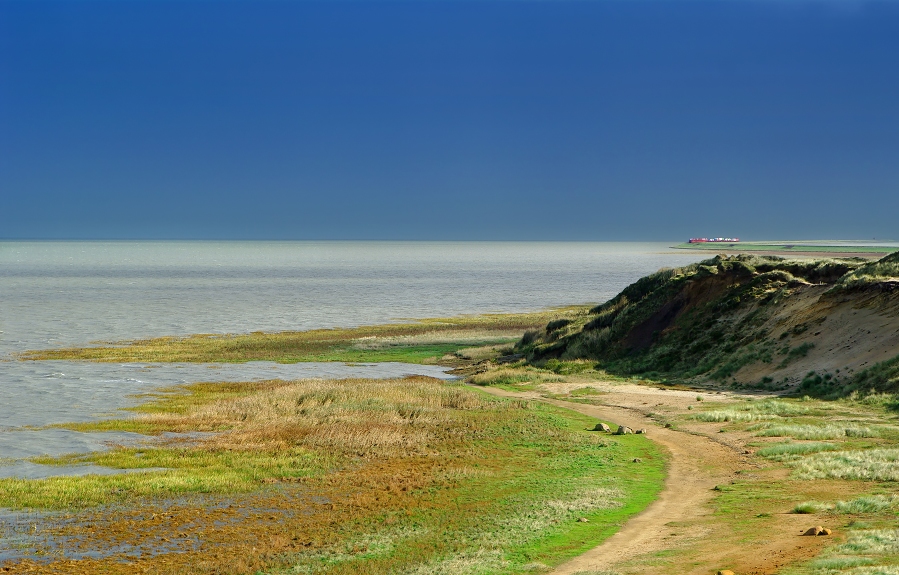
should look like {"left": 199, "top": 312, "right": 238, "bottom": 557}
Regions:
{"left": 476, "top": 384, "right": 829, "bottom": 575}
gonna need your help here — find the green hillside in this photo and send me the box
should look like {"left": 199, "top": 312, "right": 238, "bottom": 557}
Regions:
{"left": 515, "top": 252, "right": 899, "bottom": 397}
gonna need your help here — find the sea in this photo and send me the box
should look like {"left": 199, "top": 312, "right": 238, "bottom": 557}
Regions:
{"left": 0, "top": 241, "right": 704, "bottom": 479}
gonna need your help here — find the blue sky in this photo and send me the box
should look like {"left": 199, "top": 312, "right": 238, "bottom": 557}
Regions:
{"left": 1, "top": 1, "right": 897, "bottom": 241}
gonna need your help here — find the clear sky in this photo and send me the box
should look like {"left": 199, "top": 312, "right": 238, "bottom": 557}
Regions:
{"left": 1, "top": 1, "right": 897, "bottom": 241}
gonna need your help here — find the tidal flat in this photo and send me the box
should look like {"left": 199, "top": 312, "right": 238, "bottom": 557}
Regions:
{"left": 0, "top": 372, "right": 665, "bottom": 574}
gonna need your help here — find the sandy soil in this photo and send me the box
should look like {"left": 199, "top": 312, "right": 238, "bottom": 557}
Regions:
{"left": 478, "top": 383, "right": 831, "bottom": 575}
{"left": 733, "top": 283, "right": 899, "bottom": 385}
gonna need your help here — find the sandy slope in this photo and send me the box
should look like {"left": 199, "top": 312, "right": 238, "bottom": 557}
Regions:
{"left": 478, "top": 383, "right": 830, "bottom": 575}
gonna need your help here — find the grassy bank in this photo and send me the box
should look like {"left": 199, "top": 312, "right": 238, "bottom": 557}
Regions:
{"left": 2, "top": 376, "right": 664, "bottom": 574}
{"left": 512, "top": 253, "right": 899, "bottom": 396}
{"left": 19, "top": 307, "right": 590, "bottom": 364}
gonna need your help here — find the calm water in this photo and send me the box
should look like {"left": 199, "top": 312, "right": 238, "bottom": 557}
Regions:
{"left": 0, "top": 241, "right": 703, "bottom": 478}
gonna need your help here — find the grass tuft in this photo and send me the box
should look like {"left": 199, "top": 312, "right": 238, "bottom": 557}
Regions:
{"left": 758, "top": 442, "right": 840, "bottom": 461}
{"left": 692, "top": 399, "right": 811, "bottom": 423}
{"left": 794, "top": 501, "right": 831, "bottom": 514}
{"left": 752, "top": 424, "right": 881, "bottom": 440}
{"left": 792, "top": 449, "right": 899, "bottom": 481}
{"left": 469, "top": 366, "right": 564, "bottom": 387}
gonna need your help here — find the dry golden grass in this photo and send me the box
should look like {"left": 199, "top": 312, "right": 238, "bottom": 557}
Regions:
{"left": 18, "top": 307, "right": 591, "bottom": 364}
{"left": 174, "top": 377, "right": 491, "bottom": 455}
{"left": 469, "top": 366, "right": 564, "bottom": 387}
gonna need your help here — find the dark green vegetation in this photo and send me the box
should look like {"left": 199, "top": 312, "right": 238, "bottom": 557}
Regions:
{"left": 515, "top": 252, "right": 899, "bottom": 397}
{"left": 3, "top": 377, "right": 664, "bottom": 574}
{"left": 20, "top": 308, "right": 589, "bottom": 364}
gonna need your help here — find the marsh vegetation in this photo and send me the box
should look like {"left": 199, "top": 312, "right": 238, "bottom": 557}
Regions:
{"left": 2, "top": 375, "right": 664, "bottom": 573}
{"left": 19, "top": 308, "right": 590, "bottom": 365}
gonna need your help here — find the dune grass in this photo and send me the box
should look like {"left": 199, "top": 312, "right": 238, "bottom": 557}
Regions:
{"left": 2, "top": 375, "right": 665, "bottom": 574}
{"left": 690, "top": 399, "right": 814, "bottom": 423}
{"left": 790, "top": 448, "right": 899, "bottom": 481}
{"left": 18, "top": 307, "right": 590, "bottom": 364}
{"left": 788, "top": 529, "right": 899, "bottom": 575}
{"left": 756, "top": 442, "right": 840, "bottom": 461}
{"left": 469, "top": 366, "right": 566, "bottom": 388}
{"left": 753, "top": 424, "right": 882, "bottom": 440}
{"left": 793, "top": 495, "right": 899, "bottom": 515}
{"left": 835, "top": 251, "right": 899, "bottom": 289}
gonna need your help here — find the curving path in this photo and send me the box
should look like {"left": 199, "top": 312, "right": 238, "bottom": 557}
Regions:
{"left": 477, "top": 385, "right": 829, "bottom": 575}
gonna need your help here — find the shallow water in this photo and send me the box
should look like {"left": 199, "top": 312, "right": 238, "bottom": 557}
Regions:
{"left": 0, "top": 241, "right": 703, "bottom": 478}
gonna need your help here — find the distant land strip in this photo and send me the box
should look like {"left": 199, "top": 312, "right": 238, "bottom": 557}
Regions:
{"left": 672, "top": 242, "right": 899, "bottom": 257}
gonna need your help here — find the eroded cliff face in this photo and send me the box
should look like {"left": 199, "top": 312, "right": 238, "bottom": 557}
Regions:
{"left": 517, "top": 253, "right": 899, "bottom": 396}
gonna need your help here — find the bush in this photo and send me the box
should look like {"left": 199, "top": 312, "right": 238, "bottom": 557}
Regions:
{"left": 545, "top": 319, "right": 572, "bottom": 332}
{"left": 520, "top": 330, "right": 541, "bottom": 346}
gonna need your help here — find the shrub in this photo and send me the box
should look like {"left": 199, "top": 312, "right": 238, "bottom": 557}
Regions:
{"left": 542, "top": 359, "right": 594, "bottom": 375}
{"left": 520, "top": 330, "right": 541, "bottom": 346}
{"left": 545, "top": 319, "right": 572, "bottom": 332}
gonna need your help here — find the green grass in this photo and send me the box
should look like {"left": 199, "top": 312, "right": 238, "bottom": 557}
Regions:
{"left": 791, "top": 448, "right": 899, "bottom": 481}
{"left": 2, "top": 448, "right": 325, "bottom": 509}
{"left": 793, "top": 501, "right": 832, "bottom": 514}
{"left": 757, "top": 442, "right": 840, "bottom": 461}
{"left": 690, "top": 399, "right": 813, "bottom": 423}
{"left": 834, "top": 495, "right": 899, "bottom": 514}
{"left": 469, "top": 365, "right": 566, "bottom": 388}
{"left": 752, "top": 423, "right": 882, "bottom": 440}
{"left": 793, "top": 495, "right": 899, "bottom": 515}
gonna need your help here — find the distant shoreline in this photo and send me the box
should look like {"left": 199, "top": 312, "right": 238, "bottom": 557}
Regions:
{"left": 672, "top": 242, "right": 898, "bottom": 259}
